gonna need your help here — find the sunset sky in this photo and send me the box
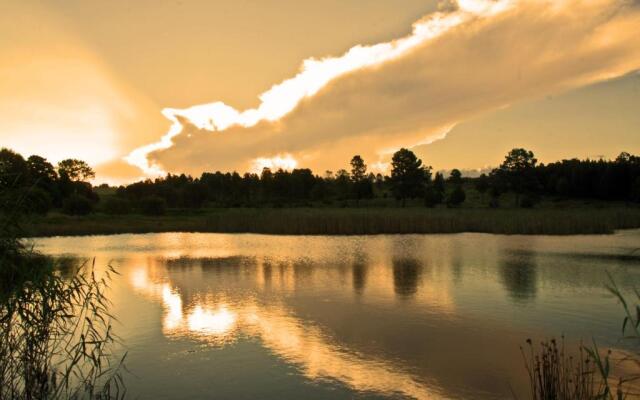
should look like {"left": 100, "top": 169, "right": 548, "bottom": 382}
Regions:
{"left": 1, "top": 0, "right": 639, "bottom": 183}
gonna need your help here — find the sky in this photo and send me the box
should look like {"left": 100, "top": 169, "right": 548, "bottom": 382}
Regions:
{"left": 1, "top": 0, "right": 639, "bottom": 183}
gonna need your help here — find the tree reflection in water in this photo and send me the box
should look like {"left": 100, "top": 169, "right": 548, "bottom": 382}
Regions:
{"left": 499, "top": 249, "right": 538, "bottom": 303}
{"left": 392, "top": 257, "right": 422, "bottom": 299}
{"left": 351, "top": 252, "right": 369, "bottom": 295}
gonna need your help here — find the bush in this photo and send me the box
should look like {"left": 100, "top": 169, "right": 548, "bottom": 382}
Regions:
{"left": 424, "top": 187, "right": 443, "bottom": 208}
{"left": 139, "top": 195, "right": 167, "bottom": 216}
{"left": 181, "top": 182, "right": 208, "bottom": 208}
{"left": 520, "top": 195, "right": 536, "bottom": 208}
{"left": 521, "top": 338, "right": 604, "bottom": 399}
{"left": 21, "top": 187, "right": 52, "bottom": 215}
{"left": 632, "top": 177, "right": 640, "bottom": 203}
{"left": 62, "top": 194, "right": 93, "bottom": 215}
{"left": 446, "top": 186, "right": 466, "bottom": 207}
{"left": 489, "top": 196, "right": 500, "bottom": 208}
{"left": 103, "top": 197, "right": 132, "bottom": 215}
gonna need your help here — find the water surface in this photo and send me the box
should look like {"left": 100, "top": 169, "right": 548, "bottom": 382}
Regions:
{"left": 35, "top": 231, "right": 640, "bottom": 399}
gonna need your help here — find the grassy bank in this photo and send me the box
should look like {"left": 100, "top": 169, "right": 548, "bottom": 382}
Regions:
{"left": 23, "top": 207, "right": 640, "bottom": 237}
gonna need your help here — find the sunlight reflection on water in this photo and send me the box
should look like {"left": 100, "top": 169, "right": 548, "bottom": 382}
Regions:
{"left": 34, "top": 231, "right": 640, "bottom": 399}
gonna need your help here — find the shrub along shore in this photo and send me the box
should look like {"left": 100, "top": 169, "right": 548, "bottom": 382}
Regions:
{"left": 24, "top": 207, "right": 640, "bottom": 237}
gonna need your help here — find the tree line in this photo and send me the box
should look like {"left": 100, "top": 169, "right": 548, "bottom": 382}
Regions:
{"left": 0, "top": 148, "right": 98, "bottom": 215}
{"left": 1, "top": 147, "right": 639, "bottom": 216}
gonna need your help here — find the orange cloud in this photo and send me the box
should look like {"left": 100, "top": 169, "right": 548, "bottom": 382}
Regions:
{"left": 131, "top": 0, "right": 640, "bottom": 176}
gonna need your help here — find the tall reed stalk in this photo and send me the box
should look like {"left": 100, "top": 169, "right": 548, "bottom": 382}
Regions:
{"left": 1, "top": 179, "right": 126, "bottom": 399}
{"left": 520, "top": 337, "right": 605, "bottom": 400}
{"left": 0, "top": 260, "right": 127, "bottom": 400}
{"left": 520, "top": 270, "right": 640, "bottom": 400}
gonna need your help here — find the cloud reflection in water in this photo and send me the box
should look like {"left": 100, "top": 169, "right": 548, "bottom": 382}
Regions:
{"left": 130, "top": 261, "right": 445, "bottom": 399}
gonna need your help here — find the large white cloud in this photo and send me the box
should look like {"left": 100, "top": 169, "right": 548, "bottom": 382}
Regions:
{"left": 129, "top": 0, "right": 640, "bottom": 176}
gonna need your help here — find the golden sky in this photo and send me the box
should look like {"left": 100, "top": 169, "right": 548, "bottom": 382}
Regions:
{"left": 1, "top": 0, "right": 639, "bottom": 183}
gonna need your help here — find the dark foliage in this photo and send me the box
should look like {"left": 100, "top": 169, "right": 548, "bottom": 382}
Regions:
{"left": 475, "top": 173, "right": 490, "bottom": 199}
{"left": 62, "top": 194, "right": 94, "bottom": 216}
{"left": 139, "top": 196, "right": 167, "bottom": 216}
{"left": 3, "top": 147, "right": 638, "bottom": 216}
{"left": 1, "top": 185, "right": 126, "bottom": 399}
{"left": 1, "top": 147, "right": 97, "bottom": 214}
{"left": 19, "top": 187, "right": 53, "bottom": 215}
{"left": 447, "top": 186, "right": 466, "bottom": 207}
{"left": 390, "top": 148, "right": 430, "bottom": 206}
{"left": 424, "top": 187, "right": 443, "bottom": 208}
{"left": 448, "top": 169, "right": 462, "bottom": 184}
{"left": 103, "top": 197, "right": 132, "bottom": 215}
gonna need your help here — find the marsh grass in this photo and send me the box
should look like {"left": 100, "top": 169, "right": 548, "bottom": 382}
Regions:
{"left": 520, "top": 337, "right": 604, "bottom": 400}
{"left": 519, "top": 272, "right": 640, "bottom": 400}
{"left": 1, "top": 179, "right": 126, "bottom": 399}
{"left": 597, "top": 272, "right": 640, "bottom": 398}
{"left": 24, "top": 207, "right": 640, "bottom": 237}
{"left": 0, "top": 258, "right": 127, "bottom": 400}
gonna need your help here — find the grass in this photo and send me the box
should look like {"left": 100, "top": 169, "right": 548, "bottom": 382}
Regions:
{"left": 23, "top": 206, "right": 640, "bottom": 237}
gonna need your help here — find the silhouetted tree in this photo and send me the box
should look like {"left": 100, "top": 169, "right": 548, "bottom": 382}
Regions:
{"left": 616, "top": 151, "right": 633, "bottom": 163}
{"left": 374, "top": 173, "right": 384, "bottom": 191}
{"left": 350, "top": 155, "right": 372, "bottom": 204}
{"left": 19, "top": 187, "right": 52, "bottom": 215}
{"left": 433, "top": 172, "right": 445, "bottom": 192}
{"left": 448, "top": 169, "right": 462, "bottom": 184}
{"left": 182, "top": 182, "right": 208, "bottom": 208}
{"left": 12, "top": 143, "right": 629, "bottom": 214}
{"left": 494, "top": 148, "right": 538, "bottom": 206}
{"left": 25, "top": 155, "right": 60, "bottom": 205}
{"left": 334, "top": 169, "right": 351, "bottom": 200}
{"left": 475, "top": 173, "right": 490, "bottom": 204}
{"left": 103, "top": 197, "right": 132, "bottom": 215}
{"left": 424, "top": 187, "right": 443, "bottom": 208}
{"left": 0, "top": 148, "right": 29, "bottom": 188}
{"left": 26, "top": 155, "right": 57, "bottom": 184}
{"left": 447, "top": 185, "right": 466, "bottom": 207}
{"left": 62, "top": 194, "right": 93, "bottom": 216}
{"left": 310, "top": 179, "right": 328, "bottom": 202}
{"left": 390, "top": 148, "right": 429, "bottom": 206}
{"left": 58, "top": 159, "right": 95, "bottom": 182}
{"left": 139, "top": 196, "right": 167, "bottom": 216}
{"left": 350, "top": 155, "right": 367, "bottom": 182}
{"left": 260, "top": 168, "right": 274, "bottom": 202}
{"left": 290, "top": 169, "right": 315, "bottom": 200}
{"left": 501, "top": 148, "right": 538, "bottom": 171}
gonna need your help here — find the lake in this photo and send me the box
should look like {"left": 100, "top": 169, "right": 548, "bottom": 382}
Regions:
{"left": 34, "top": 231, "right": 640, "bottom": 399}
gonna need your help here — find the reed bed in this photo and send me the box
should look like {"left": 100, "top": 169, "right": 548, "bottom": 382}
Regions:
{"left": 24, "top": 207, "right": 640, "bottom": 237}
{"left": 519, "top": 273, "right": 640, "bottom": 400}
{"left": 0, "top": 259, "right": 126, "bottom": 400}
{"left": 520, "top": 337, "right": 603, "bottom": 400}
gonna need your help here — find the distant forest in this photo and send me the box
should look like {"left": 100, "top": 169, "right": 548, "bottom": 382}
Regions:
{"left": 1, "top": 147, "right": 639, "bottom": 216}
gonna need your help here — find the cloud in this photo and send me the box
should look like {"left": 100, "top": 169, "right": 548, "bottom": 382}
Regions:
{"left": 130, "top": 0, "right": 640, "bottom": 176}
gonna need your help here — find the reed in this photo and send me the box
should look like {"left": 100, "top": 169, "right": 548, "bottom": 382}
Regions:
{"left": 596, "top": 272, "right": 640, "bottom": 398}
{"left": 520, "top": 337, "right": 604, "bottom": 400}
{"left": 519, "top": 272, "right": 640, "bottom": 400}
{"left": 0, "top": 258, "right": 126, "bottom": 400}
{"left": 1, "top": 183, "right": 126, "bottom": 399}
{"left": 24, "top": 207, "right": 640, "bottom": 237}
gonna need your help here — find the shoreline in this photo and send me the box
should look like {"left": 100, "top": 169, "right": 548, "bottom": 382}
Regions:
{"left": 22, "top": 207, "right": 640, "bottom": 237}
